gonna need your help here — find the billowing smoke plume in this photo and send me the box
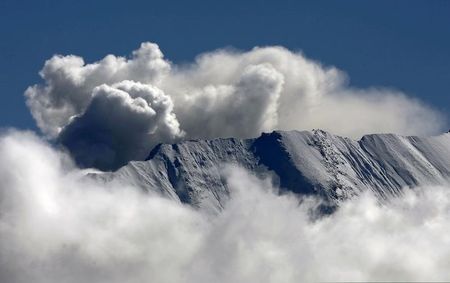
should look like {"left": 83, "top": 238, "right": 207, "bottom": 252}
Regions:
{"left": 1, "top": 131, "right": 450, "bottom": 283}
{"left": 58, "top": 81, "right": 183, "bottom": 170}
{"left": 25, "top": 43, "right": 445, "bottom": 170}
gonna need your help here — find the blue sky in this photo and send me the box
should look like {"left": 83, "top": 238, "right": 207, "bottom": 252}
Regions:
{"left": 1, "top": 0, "right": 449, "bottom": 131}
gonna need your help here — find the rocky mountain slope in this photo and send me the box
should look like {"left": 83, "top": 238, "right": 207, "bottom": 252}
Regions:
{"left": 89, "top": 130, "right": 450, "bottom": 213}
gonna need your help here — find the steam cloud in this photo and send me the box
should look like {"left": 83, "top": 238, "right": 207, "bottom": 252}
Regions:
{"left": 25, "top": 43, "right": 445, "bottom": 170}
{"left": 1, "top": 131, "right": 450, "bottom": 283}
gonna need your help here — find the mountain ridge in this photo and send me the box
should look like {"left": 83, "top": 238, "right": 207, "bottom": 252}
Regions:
{"left": 89, "top": 129, "right": 450, "bottom": 213}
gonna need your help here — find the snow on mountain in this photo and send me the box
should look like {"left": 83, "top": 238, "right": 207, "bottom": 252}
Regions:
{"left": 89, "top": 130, "right": 450, "bottom": 213}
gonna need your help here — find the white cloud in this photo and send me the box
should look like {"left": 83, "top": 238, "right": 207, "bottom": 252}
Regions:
{"left": 174, "top": 63, "right": 284, "bottom": 139}
{"left": 1, "top": 131, "right": 450, "bottom": 282}
{"left": 164, "top": 46, "right": 444, "bottom": 139}
{"left": 25, "top": 42, "right": 170, "bottom": 138}
{"left": 25, "top": 42, "right": 446, "bottom": 169}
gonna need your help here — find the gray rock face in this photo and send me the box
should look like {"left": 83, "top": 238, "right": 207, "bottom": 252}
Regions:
{"left": 89, "top": 130, "right": 450, "bottom": 213}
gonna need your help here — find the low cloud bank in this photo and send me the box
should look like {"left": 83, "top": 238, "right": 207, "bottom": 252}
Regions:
{"left": 25, "top": 43, "right": 445, "bottom": 170}
{"left": 1, "top": 131, "right": 450, "bottom": 283}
